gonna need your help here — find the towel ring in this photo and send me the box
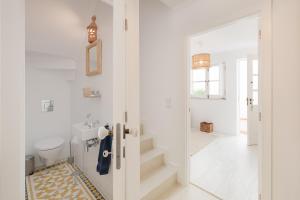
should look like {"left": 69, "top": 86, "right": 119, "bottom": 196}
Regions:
{"left": 103, "top": 150, "right": 112, "bottom": 158}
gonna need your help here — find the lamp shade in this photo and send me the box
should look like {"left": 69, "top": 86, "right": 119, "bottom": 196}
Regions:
{"left": 192, "top": 53, "right": 211, "bottom": 69}
{"left": 87, "top": 16, "right": 98, "bottom": 44}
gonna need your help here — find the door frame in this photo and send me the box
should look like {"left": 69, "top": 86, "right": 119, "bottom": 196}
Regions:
{"left": 0, "top": 0, "right": 139, "bottom": 199}
{"left": 184, "top": 4, "right": 273, "bottom": 200}
{"left": 247, "top": 55, "right": 259, "bottom": 146}
{"left": 236, "top": 57, "right": 248, "bottom": 136}
{"left": 0, "top": 0, "right": 25, "bottom": 199}
{"left": 0, "top": 0, "right": 273, "bottom": 199}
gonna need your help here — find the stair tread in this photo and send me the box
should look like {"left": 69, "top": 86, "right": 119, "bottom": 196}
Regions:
{"left": 141, "top": 148, "right": 164, "bottom": 164}
{"left": 140, "top": 165, "right": 177, "bottom": 198}
{"left": 140, "top": 134, "right": 153, "bottom": 142}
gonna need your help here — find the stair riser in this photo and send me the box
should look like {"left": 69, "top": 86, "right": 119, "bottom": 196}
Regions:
{"left": 141, "top": 155, "right": 164, "bottom": 181}
{"left": 140, "top": 138, "right": 154, "bottom": 154}
{"left": 141, "top": 174, "right": 177, "bottom": 200}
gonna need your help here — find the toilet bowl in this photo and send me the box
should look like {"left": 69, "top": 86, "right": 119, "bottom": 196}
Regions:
{"left": 35, "top": 137, "right": 65, "bottom": 166}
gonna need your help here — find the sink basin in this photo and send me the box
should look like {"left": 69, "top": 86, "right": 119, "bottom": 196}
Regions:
{"left": 72, "top": 123, "right": 100, "bottom": 141}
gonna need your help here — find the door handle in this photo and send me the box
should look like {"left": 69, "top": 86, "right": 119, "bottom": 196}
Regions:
{"left": 116, "top": 123, "right": 121, "bottom": 170}
{"left": 247, "top": 98, "right": 254, "bottom": 106}
{"left": 123, "top": 125, "right": 138, "bottom": 138}
{"left": 123, "top": 125, "right": 130, "bottom": 138}
{"left": 249, "top": 98, "right": 254, "bottom": 111}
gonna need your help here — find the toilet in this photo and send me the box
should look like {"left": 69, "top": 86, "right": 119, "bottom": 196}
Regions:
{"left": 35, "top": 137, "right": 65, "bottom": 166}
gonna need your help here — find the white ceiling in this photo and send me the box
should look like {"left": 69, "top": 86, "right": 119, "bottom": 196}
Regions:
{"left": 160, "top": 0, "right": 194, "bottom": 8}
{"left": 26, "top": 0, "right": 258, "bottom": 58}
{"left": 100, "top": 0, "right": 113, "bottom": 6}
{"left": 26, "top": 0, "right": 112, "bottom": 58}
{"left": 191, "top": 16, "right": 258, "bottom": 54}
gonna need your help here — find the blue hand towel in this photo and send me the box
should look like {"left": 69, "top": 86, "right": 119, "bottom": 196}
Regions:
{"left": 97, "top": 134, "right": 112, "bottom": 175}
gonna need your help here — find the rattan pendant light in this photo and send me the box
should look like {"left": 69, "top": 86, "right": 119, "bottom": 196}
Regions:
{"left": 192, "top": 53, "right": 211, "bottom": 69}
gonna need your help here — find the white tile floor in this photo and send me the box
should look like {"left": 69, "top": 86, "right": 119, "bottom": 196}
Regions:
{"left": 190, "top": 133, "right": 258, "bottom": 200}
{"left": 158, "top": 184, "right": 219, "bottom": 200}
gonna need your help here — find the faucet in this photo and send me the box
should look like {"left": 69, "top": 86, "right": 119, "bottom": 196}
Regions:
{"left": 85, "top": 113, "right": 93, "bottom": 128}
{"left": 84, "top": 113, "right": 100, "bottom": 128}
{"left": 91, "top": 120, "right": 100, "bottom": 128}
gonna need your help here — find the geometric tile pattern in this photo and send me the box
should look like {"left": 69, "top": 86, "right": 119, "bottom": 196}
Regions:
{"left": 26, "top": 162, "right": 105, "bottom": 200}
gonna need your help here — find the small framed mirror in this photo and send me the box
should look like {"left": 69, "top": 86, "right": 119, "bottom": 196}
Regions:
{"left": 86, "top": 39, "right": 102, "bottom": 76}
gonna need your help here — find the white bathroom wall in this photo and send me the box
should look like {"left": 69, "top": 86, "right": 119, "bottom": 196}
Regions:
{"left": 70, "top": 3, "right": 113, "bottom": 127}
{"left": 69, "top": 4, "right": 113, "bottom": 198}
{"left": 25, "top": 65, "right": 72, "bottom": 166}
{"left": 190, "top": 49, "right": 257, "bottom": 135}
{"left": 140, "top": 0, "right": 186, "bottom": 182}
{"left": 140, "top": 0, "right": 261, "bottom": 183}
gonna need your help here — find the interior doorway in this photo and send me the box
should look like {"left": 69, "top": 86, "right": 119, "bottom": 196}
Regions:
{"left": 186, "top": 15, "right": 260, "bottom": 200}
{"left": 237, "top": 58, "right": 248, "bottom": 134}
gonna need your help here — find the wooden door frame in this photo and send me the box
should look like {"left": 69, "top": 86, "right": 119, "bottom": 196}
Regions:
{"left": 184, "top": 2, "right": 273, "bottom": 199}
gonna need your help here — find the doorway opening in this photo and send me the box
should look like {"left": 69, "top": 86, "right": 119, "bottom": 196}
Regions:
{"left": 187, "top": 15, "right": 260, "bottom": 200}
{"left": 24, "top": 1, "right": 140, "bottom": 200}
{"left": 237, "top": 58, "right": 248, "bottom": 134}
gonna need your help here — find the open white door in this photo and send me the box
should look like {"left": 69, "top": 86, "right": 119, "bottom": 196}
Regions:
{"left": 112, "top": 0, "right": 140, "bottom": 200}
{"left": 124, "top": 0, "right": 140, "bottom": 199}
{"left": 112, "top": 0, "right": 126, "bottom": 199}
{"left": 247, "top": 56, "right": 260, "bottom": 145}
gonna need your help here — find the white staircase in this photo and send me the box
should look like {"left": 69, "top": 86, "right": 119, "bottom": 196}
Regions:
{"left": 140, "top": 135, "right": 178, "bottom": 200}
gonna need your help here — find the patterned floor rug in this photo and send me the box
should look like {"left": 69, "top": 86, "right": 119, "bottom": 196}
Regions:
{"left": 26, "top": 162, "right": 105, "bottom": 200}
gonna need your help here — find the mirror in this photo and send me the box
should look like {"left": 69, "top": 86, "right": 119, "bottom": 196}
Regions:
{"left": 86, "top": 40, "right": 102, "bottom": 76}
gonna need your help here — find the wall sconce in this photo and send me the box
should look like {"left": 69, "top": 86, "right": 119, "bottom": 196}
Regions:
{"left": 87, "top": 15, "right": 98, "bottom": 44}
{"left": 192, "top": 53, "right": 211, "bottom": 69}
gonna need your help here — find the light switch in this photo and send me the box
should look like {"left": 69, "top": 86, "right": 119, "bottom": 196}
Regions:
{"left": 165, "top": 97, "right": 172, "bottom": 109}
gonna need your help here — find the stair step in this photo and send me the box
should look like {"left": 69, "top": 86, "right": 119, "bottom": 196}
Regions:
{"left": 141, "top": 148, "right": 164, "bottom": 180}
{"left": 141, "top": 148, "right": 164, "bottom": 164}
{"left": 140, "top": 135, "right": 154, "bottom": 154}
{"left": 140, "top": 134, "right": 153, "bottom": 142}
{"left": 140, "top": 165, "right": 177, "bottom": 200}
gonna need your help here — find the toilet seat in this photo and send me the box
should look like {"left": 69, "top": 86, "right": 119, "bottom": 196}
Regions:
{"left": 35, "top": 137, "right": 64, "bottom": 151}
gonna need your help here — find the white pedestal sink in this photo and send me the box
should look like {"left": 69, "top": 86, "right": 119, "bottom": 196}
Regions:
{"left": 71, "top": 122, "right": 100, "bottom": 171}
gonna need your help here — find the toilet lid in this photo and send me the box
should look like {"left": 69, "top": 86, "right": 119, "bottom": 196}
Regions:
{"left": 35, "top": 137, "right": 64, "bottom": 151}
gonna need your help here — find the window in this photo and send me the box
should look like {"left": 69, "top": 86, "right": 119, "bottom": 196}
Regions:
{"left": 191, "top": 63, "right": 226, "bottom": 99}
